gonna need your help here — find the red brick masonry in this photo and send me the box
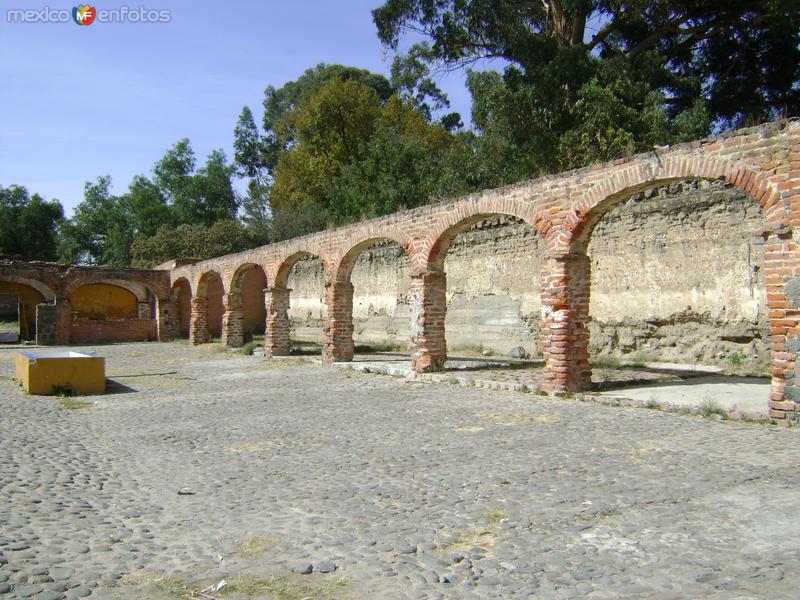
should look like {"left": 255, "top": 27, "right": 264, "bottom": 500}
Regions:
{"left": 169, "top": 120, "right": 800, "bottom": 418}
{"left": 3, "top": 120, "right": 799, "bottom": 417}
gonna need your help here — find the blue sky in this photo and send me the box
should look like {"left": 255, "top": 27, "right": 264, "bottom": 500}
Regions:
{"left": 0, "top": 0, "right": 481, "bottom": 215}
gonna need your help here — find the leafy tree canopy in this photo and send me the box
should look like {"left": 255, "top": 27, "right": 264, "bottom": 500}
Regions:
{"left": 270, "top": 78, "right": 477, "bottom": 232}
{"left": 374, "top": 0, "right": 799, "bottom": 178}
{"left": 0, "top": 185, "right": 64, "bottom": 261}
{"left": 130, "top": 220, "right": 255, "bottom": 268}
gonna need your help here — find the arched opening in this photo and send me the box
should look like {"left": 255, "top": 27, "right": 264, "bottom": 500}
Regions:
{"left": 335, "top": 238, "right": 412, "bottom": 360}
{"left": 68, "top": 281, "right": 158, "bottom": 344}
{"left": 571, "top": 178, "right": 771, "bottom": 413}
{"left": 170, "top": 278, "right": 192, "bottom": 339}
{"left": 0, "top": 280, "right": 48, "bottom": 341}
{"left": 69, "top": 283, "right": 139, "bottom": 319}
{"left": 273, "top": 252, "right": 326, "bottom": 355}
{"left": 197, "top": 271, "right": 224, "bottom": 341}
{"left": 416, "top": 212, "right": 542, "bottom": 373}
{"left": 231, "top": 264, "right": 267, "bottom": 342}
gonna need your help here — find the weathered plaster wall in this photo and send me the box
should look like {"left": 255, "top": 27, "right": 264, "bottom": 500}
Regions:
{"left": 69, "top": 283, "right": 138, "bottom": 320}
{"left": 286, "top": 181, "right": 769, "bottom": 367}
{"left": 587, "top": 181, "right": 767, "bottom": 366}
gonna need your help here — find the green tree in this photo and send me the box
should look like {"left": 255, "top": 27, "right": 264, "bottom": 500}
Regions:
{"left": 190, "top": 149, "right": 239, "bottom": 226}
{"left": 271, "top": 78, "right": 381, "bottom": 222}
{"left": 130, "top": 219, "right": 254, "bottom": 268}
{"left": 233, "top": 106, "right": 270, "bottom": 243}
{"left": 123, "top": 175, "right": 173, "bottom": 236}
{"left": 0, "top": 185, "right": 64, "bottom": 261}
{"left": 374, "top": 0, "right": 799, "bottom": 177}
{"left": 59, "top": 176, "right": 132, "bottom": 266}
{"left": 153, "top": 138, "right": 196, "bottom": 219}
{"left": 330, "top": 95, "right": 474, "bottom": 219}
{"left": 262, "top": 64, "right": 393, "bottom": 175}
{"left": 270, "top": 78, "right": 479, "bottom": 233}
{"left": 153, "top": 140, "right": 238, "bottom": 226}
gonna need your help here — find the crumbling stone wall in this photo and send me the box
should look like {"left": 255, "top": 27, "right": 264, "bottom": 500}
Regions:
{"left": 285, "top": 181, "right": 769, "bottom": 368}
{"left": 588, "top": 181, "right": 768, "bottom": 367}
{"left": 159, "top": 119, "right": 800, "bottom": 417}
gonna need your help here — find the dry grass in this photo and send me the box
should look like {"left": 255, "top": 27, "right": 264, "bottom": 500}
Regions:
{"left": 234, "top": 535, "right": 279, "bottom": 558}
{"left": 221, "top": 574, "right": 350, "bottom": 600}
{"left": 224, "top": 441, "right": 279, "bottom": 453}
{"left": 261, "top": 358, "right": 310, "bottom": 369}
{"left": 480, "top": 412, "right": 561, "bottom": 425}
{"left": 59, "top": 398, "right": 93, "bottom": 409}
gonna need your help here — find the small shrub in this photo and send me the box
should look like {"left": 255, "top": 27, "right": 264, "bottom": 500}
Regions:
{"left": 485, "top": 508, "right": 508, "bottom": 523}
{"left": 591, "top": 355, "right": 622, "bottom": 369}
{"left": 52, "top": 384, "right": 73, "bottom": 397}
{"left": 241, "top": 341, "right": 261, "bottom": 355}
{"left": 728, "top": 352, "right": 744, "bottom": 366}
{"left": 644, "top": 399, "right": 660, "bottom": 410}
{"left": 354, "top": 342, "right": 407, "bottom": 353}
{"left": 699, "top": 399, "right": 727, "bottom": 419}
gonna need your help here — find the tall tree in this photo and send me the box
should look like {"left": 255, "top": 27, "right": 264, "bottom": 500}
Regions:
{"left": 262, "top": 64, "right": 393, "bottom": 176}
{"left": 191, "top": 149, "right": 239, "bottom": 226}
{"left": 270, "top": 78, "right": 478, "bottom": 232}
{"left": 59, "top": 176, "right": 132, "bottom": 265}
{"left": 233, "top": 106, "right": 270, "bottom": 243}
{"left": 374, "top": 0, "right": 799, "bottom": 177}
{"left": 0, "top": 185, "right": 64, "bottom": 261}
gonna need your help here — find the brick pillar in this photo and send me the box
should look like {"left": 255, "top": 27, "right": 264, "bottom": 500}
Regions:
{"left": 189, "top": 297, "right": 209, "bottom": 345}
{"left": 322, "top": 280, "right": 354, "bottom": 364}
{"left": 54, "top": 299, "right": 71, "bottom": 346}
{"left": 222, "top": 293, "right": 244, "bottom": 348}
{"left": 540, "top": 253, "right": 592, "bottom": 393}
{"left": 137, "top": 301, "right": 151, "bottom": 319}
{"left": 156, "top": 297, "right": 177, "bottom": 341}
{"left": 409, "top": 270, "right": 447, "bottom": 372}
{"left": 265, "top": 287, "right": 291, "bottom": 357}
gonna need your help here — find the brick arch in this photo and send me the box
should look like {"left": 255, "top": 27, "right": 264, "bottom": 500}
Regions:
{"left": 0, "top": 275, "right": 55, "bottom": 302}
{"left": 334, "top": 235, "right": 409, "bottom": 283}
{"left": 228, "top": 262, "right": 268, "bottom": 294}
{"left": 195, "top": 270, "right": 225, "bottom": 297}
{"left": 65, "top": 278, "right": 152, "bottom": 303}
{"left": 273, "top": 251, "right": 330, "bottom": 289}
{"left": 544, "top": 155, "right": 796, "bottom": 412}
{"left": 170, "top": 276, "right": 192, "bottom": 298}
{"left": 561, "top": 157, "right": 784, "bottom": 253}
{"left": 170, "top": 277, "right": 192, "bottom": 339}
{"left": 192, "top": 270, "right": 225, "bottom": 342}
{"left": 422, "top": 197, "right": 545, "bottom": 273}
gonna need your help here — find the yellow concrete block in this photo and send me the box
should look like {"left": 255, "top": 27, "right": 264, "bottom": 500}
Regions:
{"left": 15, "top": 351, "right": 105, "bottom": 396}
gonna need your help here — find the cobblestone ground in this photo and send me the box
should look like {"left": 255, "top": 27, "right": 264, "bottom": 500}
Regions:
{"left": 0, "top": 342, "right": 798, "bottom": 599}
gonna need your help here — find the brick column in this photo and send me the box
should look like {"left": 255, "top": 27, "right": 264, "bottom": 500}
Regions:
{"left": 221, "top": 293, "right": 244, "bottom": 348}
{"left": 137, "top": 301, "right": 151, "bottom": 319}
{"left": 156, "top": 297, "right": 177, "bottom": 341}
{"left": 540, "top": 254, "right": 592, "bottom": 393}
{"left": 409, "top": 271, "right": 447, "bottom": 372}
{"left": 322, "top": 280, "right": 354, "bottom": 364}
{"left": 54, "top": 299, "right": 71, "bottom": 346}
{"left": 265, "top": 287, "right": 291, "bottom": 357}
{"left": 189, "top": 297, "right": 209, "bottom": 345}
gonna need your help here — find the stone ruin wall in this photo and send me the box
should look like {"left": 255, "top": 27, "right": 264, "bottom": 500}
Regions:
{"left": 286, "top": 180, "right": 769, "bottom": 369}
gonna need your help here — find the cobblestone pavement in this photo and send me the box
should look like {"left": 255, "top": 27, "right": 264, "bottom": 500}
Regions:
{"left": 0, "top": 343, "right": 798, "bottom": 599}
